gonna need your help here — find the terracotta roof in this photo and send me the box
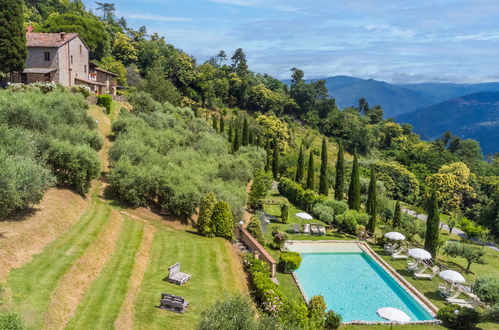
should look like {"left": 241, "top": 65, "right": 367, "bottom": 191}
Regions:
{"left": 26, "top": 32, "right": 80, "bottom": 48}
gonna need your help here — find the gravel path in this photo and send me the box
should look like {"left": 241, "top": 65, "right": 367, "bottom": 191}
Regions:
{"left": 402, "top": 208, "right": 499, "bottom": 252}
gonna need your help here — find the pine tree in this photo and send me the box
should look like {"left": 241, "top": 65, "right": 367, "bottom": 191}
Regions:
{"left": 348, "top": 152, "right": 360, "bottom": 210}
{"left": 366, "top": 168, "right": 377, "bottom": 234}
{"left": 334, "top": 142, "right": 344, "bottom": 200}
{"left": 295, "top": 145, "right": 305, "bottom": 183}
{"left": 211, "top": 200, "right": 234, "bottom": 240}
{"left": 232, "top": 125, "right": 240, "bottom": 152}
{"left": 306, "top": 150, "right": 314, "bottom": 190}
{"left": 319, "top": 138, "right": 328, "bottom": 196}
{"left": 197, "top": 192, "right": 217, "bottom": 237}
{"left": 272, "top": 138, "right": 279, "bottom": 179}
{"left": 424, "top": 189, "right": 440, "bottom": 258}
{"left": 228, "top": 124, "right": 233, "bottom": 143}
{"left": 219, "top": 115, "right": 225, "bottom": 133}
{"left": 242, "top": 116, "right": 249, "bottom": 146}
{"left": 0, "top": 0, "right": 26, "bottom": 79}
{"left": 212, "top": 115, "right": 218, "bottom": 131}
{"left": 265, "top": 140, "right": 271, "bottom": 172}
{"left": 393, "top": 200, "right": 401, "bottom": 229}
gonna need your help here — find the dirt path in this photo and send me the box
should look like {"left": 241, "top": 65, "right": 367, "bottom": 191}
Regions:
{"left": 114, "top": 224, "right": 156, "bottom": 329}
{"left": 43, "top": 210, "right": 124, "bottom": 329}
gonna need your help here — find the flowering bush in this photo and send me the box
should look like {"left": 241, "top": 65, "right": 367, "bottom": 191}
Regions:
{"left": 7, "top": 82, "right": 58, "bottom": 93}
{"left": 70, "top": 85, "right": 92, "bottom": 98}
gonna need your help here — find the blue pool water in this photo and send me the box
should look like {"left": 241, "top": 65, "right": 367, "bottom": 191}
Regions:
{"left": 294, "top": 252, "right": 434, "bottom": 322}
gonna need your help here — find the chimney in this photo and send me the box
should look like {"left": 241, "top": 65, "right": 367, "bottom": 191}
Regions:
{"left": 60, "top": 32, "right": 66, "bottom": 41}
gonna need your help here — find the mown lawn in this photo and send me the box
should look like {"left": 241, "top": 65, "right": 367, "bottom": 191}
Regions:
{"left": 133, "top": 226, "right": 246, "bottom": 329}
{"left": 6, "top": 196, "right": 111, "bottom": 328}
{"left": 66, "top": 217, "right": 144, "bottom": 329}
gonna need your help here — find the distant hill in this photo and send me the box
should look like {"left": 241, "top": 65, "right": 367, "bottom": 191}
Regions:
{"left": 289, "top": 76, "right": 499, "bottom": 117}
{"left": 396, "top": 92, "right": 499, "bottom": 155}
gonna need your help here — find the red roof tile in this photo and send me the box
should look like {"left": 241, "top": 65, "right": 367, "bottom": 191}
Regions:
{"left": 26, "top": 32, "right": 80, "bottom": 48}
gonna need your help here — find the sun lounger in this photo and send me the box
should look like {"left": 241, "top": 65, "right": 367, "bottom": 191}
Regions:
{"left": 293, "top": 224, "right": 300, "bottom": 234}
{"left": 439, "top": 284, "right": 452, "bottom": 297}
{"left": 303, "top": 224, "right": 310, "bottom": 235}
{"left": 391, "top": 247, "right": 408, "bottom": 259}
{"left": 407, "top": 261, "right": 419, "bottom": 272}
{"left": 310, "top": 224, "right": 319, "bottom": 235}
{"left": 165, "top": 263, "right": 192, "bottom": 285}
{"left": 413, "top": 265, "right": 439, "bottom": 280}
{"left": 446, "top": 296, "right": 477, "bottom": 309}
{"left": 158, "top": 293, "right": 189, "bottom": 313}
{"left": 384, "top": 243, "right": 398, "bottom": 254}
{"left": 318, "top": 226, "right": 327, "bottom": 236}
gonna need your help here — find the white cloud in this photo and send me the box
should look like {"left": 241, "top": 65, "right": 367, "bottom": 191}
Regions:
{"left": 124, "top": 13, "right": 192, "bottom": 22}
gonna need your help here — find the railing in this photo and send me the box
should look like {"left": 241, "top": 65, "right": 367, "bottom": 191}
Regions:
{"left": 237, "top": 227, "right": 277, "bottom": 277}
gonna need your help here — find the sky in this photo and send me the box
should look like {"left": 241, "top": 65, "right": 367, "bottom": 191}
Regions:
{"left": 84, "top": 0, "right": 499, "bottom": 83}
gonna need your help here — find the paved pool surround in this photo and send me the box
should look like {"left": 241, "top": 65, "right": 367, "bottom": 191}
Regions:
{"left": 285, "top": 241, "right": 440, "bottom": 325}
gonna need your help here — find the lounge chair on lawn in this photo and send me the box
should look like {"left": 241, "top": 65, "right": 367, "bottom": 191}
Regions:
{"left": 318, "top": 226, "right": 327, "bottom": 236}
{"left": 413, "top": 265, "right": 440, "bottom": 280}
{"left": 303, "top": 224, "right": 311, "bottom": 235}
{"left": 384, "top": 243, "right": 398, "bottom": 254}
{"left": 310, "top": 224, "right": 319, "bottom": 235}
{"left": 407, "top": 261, "right": 419, "bottom": 272}
{"left": 293, "top": 224, "right": 300, "bottom": 234}
{"left": 158, "top": 293, "right": 189, "bottom": 313}
{"left": 165, "top": 262, "right": 192, "bottom": 285}
{"left": 391, "top": 247, "right": 408, "bottom": 260}
{"left": 439, "top": 284, "right": 452, "bottom": 297}
{"left": 446, "top": 291, "right": 478, "bottom": 308}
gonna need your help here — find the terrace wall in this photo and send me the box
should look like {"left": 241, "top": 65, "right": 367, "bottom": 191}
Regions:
{"left": 237, "top": 227, "right": 276, "bottom": 277}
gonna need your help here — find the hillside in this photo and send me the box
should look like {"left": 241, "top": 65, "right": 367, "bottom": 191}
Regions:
{"left": 396, "top": 92, "right": 499, "bottom": 155}
{"left": 298, "top": 76, "right": 499, "bottom": 117}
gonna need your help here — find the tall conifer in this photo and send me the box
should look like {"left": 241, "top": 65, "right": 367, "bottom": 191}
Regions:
{"left": 232, "top": 125, "right": 240, "bottom": 152}
{"left": 265, "top": 140, "right": 271, "bottom": 172}
{"left": 219, "top": 115, "right": 225, "bottom": 133}
{"left": 228, "top": 124, "right": 233, "bottom": 143}
{"left": 334, "top": 142, "right": 345, "bottom": 200}
{"left": 295, "top": 145, "right": 305, "bottom": 183}
{"left": 212, "top": 115, "right": 218, "bottom": 131}
{"left": 348, "top": 152, "right": 360, "bottom": 210}
{"left": 424, "top": 189, "right": 440, "bottom": 257}
{"left": 242, "top": 116, "right": 249, "bottom": 146}
{"left": 366, "top": 168, "right": 377, "bottom": 234}
{"left": 272, "top": 138, "right": 279, "bottom": 179}
{"left": 306, "top": 150, "right": 314, "bottom": 190}
{"left": 0, "top": 0, "right": 26, "bottom": 79}
{"left": 319, "top": 138, "right": 328, "bottom": 195}
{"left": 393, "top": 200, "right": 401, "bottom": 229}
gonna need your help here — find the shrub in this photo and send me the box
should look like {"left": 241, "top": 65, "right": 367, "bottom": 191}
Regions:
{"left": 247, "top": 216, "right": 265, "bottom": 245}
{"left": 312, "top": 198, "right": 348, "bottom": 225}
{"left": 280, "top": 203, "right": 289, "bottom": 223}
{"left": 211, "top": 200, "right": 234, "bottom": 240}
{"left": 278, "top": 252, "right": 302, "bottom": 273}
{"left": 197, "top": 192, "right": 217, "bottom": 237}
{"left": 486, "top": 303, "right": 499, "bottom": 322}
{"left": 97, "top": 94, "right": 113, "bottom": 113}
{"left": 308, "top": 295, "right": 326, "bottom": 328}
{"left": 336, "top": 210, "right": 368, "bottom": 234}
{"left": 325, "top": 310, "right": 342, "bottom": 329}
{"left": 0, "top": 311, "right": 25, "bottom": 330}
{"left": 437, "top": 304, "right": 480, "bottom": 329}
{"left": 198, "top": 295, "right": 263, "bottom": 330}
{"left": 473, "top": 277, "right": 499, "bottom": 305}
{"left": 271, "top": 227, "right": 288, "bottom": 250}
{"left": 248, "top": 169, "right": 272, "bottom": 210}
{"left": 278, "top": 178, "right": 321, "bottom": 212}
{"left": 70, "top": 85, "right": 91, "bottom": 98}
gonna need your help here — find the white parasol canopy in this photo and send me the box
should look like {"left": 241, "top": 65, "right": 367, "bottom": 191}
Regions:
{"left": 384, "top": 232, "right": 406, "bottom": 241}
{"left": 295, "top": 212, "right": 313, "bottom": 220}
{"left": 439, "top": 270, "right": 466, "bottom": 284}
{"left": 377, "top": 307, "right": 411, "bottom": 323}
{"left": 408, "top": 248, "right": 432, "bottom": 260}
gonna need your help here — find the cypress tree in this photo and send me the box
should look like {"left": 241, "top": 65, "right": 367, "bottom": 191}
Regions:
{"left": 272, "top": 138, "right": 279, "bottom": 179}
{"left": 242, "top": 116, "right": 249, "bottom": 146}
{"left": 255, "top": 134, "right": 261, "bottom": 147}
{"left": 334, "top": 142, "right": 345, "bottom": 200}
{"left": 306, "top": 150, "right": 314, "bottom": 190}
{"left": 393, "top": 200, "right": 401, "bottom": 229}
{"left": 0, "top": 0, "right": 26, "bottom": 79}
{"left": 232, "top": 125, "right": 240, "bottom": 152}
{"left": 212, "top": 115, "right": 218, "bottom": 131}
{"left": 295, "top": 145, "right": 305, "bottom": 183}
{"left": 348, "top": 152, "right": 360, "bottom": 210}
{"left": 319, "top": 138, "right": 328, "bottom": 195}
{"left": 197, "top": 192, "right": 217, "bottom": 237}
{"left": 366, "top": 168, "right": 377, "bottom": 234}
{"left": 248, "top": 129, "right": 254, "bottom": 145}
{"left": 424, "top": 189, "right": 440, "bottom": 258}
{"left": 265, "top": 140, "right": 271, "bottom": 172}
{"left": 228, "top": 124, "right": 233, "bottom": 143}
{"left": 211, "top": 200, "right": 234, "bottom": 240}
{"left": 219, "top": 115, "right": 225, "bottom": 133}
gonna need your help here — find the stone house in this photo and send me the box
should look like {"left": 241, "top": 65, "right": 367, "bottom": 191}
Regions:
{"left": 13, "top": 31, "right": 116, "bottom": 95}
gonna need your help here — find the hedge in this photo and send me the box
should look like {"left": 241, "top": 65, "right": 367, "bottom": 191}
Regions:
{"left": 278, "top": 251, "right": 302, "bottom": 273}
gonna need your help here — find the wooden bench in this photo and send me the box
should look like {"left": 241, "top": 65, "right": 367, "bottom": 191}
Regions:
{"left": 165, "top": 262, "right": 192, "bottom": 285}
{"left": 158, "top": 293, "right": 189, "bottom": 313}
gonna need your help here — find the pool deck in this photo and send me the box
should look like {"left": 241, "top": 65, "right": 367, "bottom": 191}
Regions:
{"left": 285, "top": 240, "right": 441, "bottom": 326}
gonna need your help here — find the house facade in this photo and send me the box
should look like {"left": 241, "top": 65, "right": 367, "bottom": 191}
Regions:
{"left": 13, "top": 32, "right": 116, "bottom": 95}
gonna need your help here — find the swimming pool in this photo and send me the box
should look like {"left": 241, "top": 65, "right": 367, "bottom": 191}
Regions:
{"left": 289, "top": 244, "right": 434, "bottom": 322}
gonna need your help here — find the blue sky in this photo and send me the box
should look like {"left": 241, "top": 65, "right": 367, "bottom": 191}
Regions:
{"left": 84, "top": 0, "right": 499, "bottom": 83}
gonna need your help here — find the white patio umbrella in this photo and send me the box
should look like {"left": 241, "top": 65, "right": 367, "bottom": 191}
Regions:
{"left": 384, "top": 232, "right": 405, "bottom": 241}
{"left": 439, "top": 270, "right": 466, "bottom": 284}
{"left": 295, "top": 212, "right": 313, "bottom": 220}
{"left": 408, "top": 248, "right": 432, "bottom": 260}
{"left": 377, "top": 307, "right": 410, "bottom": 329}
